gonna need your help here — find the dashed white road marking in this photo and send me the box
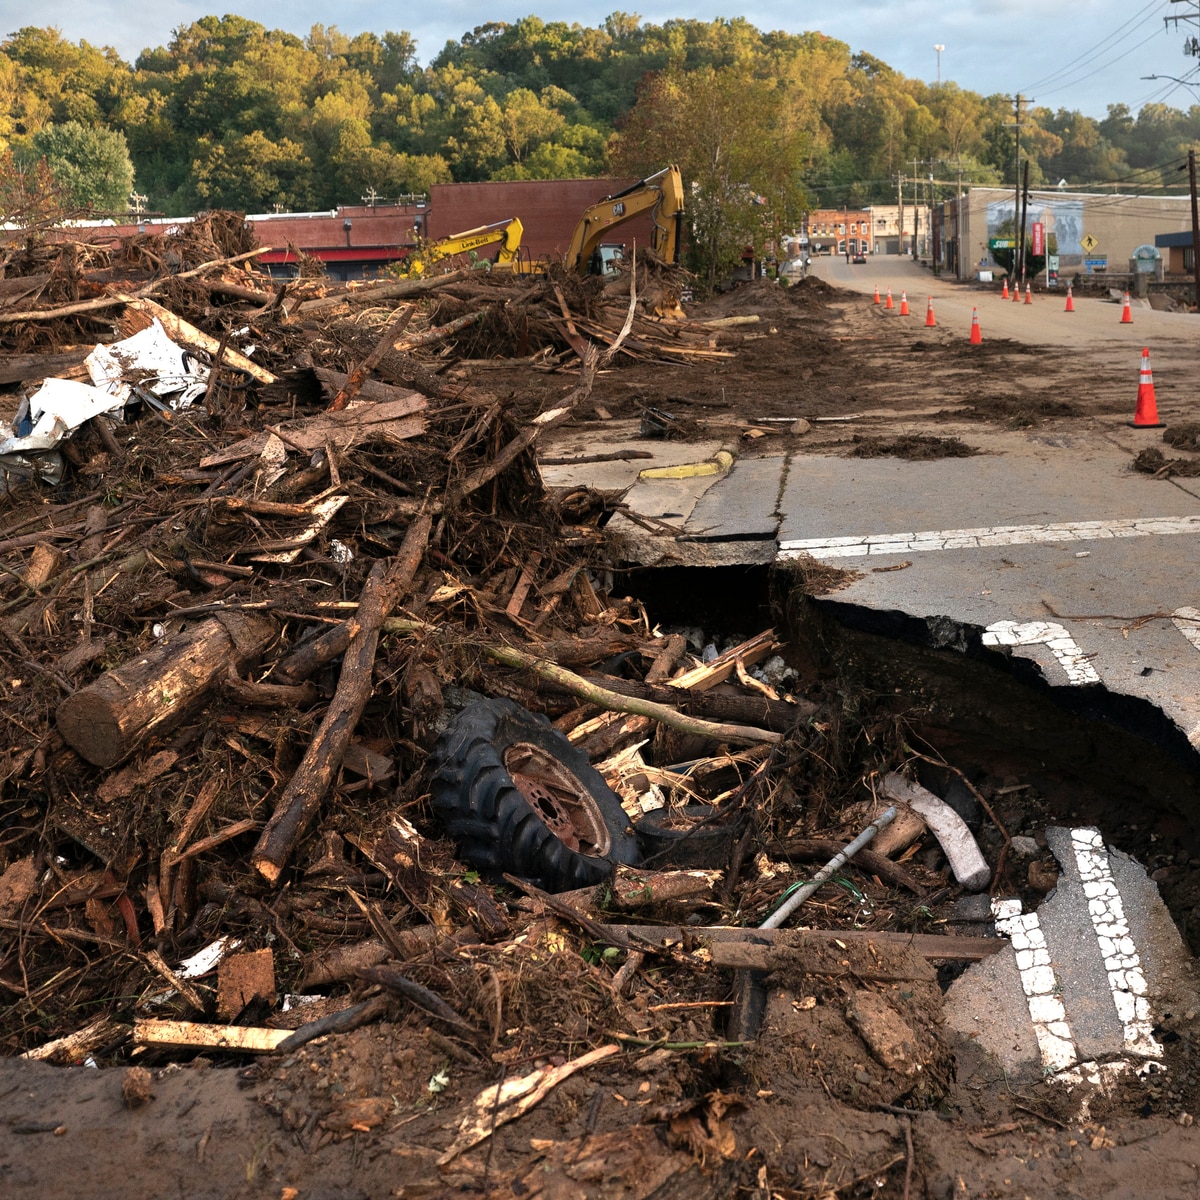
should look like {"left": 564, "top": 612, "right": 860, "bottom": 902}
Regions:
{"left": 982, "top": 620, "right": 1101, "bottom": 685}
{"left": 778, "top": 514, "right": 1200, "bottom": 560}
{"left": 1070, "top": 828, "right": 1162, "bottom": 1061}
{"left": 991, "top": 898, "right": 1079, "bottom": 1073}
{"left": 992, "top": 826, "right": 1162, "bottom": 1084}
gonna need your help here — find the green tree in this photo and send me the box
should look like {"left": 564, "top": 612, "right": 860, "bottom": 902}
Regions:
{"left": 614, "top": 63, "right": 811, "bottom": 289}
{"left": 23, "top": 120, "right": 133, "bottom": 210}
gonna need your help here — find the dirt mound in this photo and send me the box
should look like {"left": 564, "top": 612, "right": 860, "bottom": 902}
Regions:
{"left": 848, "top": 434, "right": 979, "bottom": 460}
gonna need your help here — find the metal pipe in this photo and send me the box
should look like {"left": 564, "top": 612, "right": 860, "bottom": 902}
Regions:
{"left": 759, "top": 805, "right": 897, "bottom": 930}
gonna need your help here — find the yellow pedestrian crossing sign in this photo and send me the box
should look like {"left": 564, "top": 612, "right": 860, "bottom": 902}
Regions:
{"left": 1081, "top": 233, "right": 1099, "bottom": 252}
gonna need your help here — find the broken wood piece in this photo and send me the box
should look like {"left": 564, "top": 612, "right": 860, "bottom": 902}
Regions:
{"left": 20, "top": 542, "right": 65, "bottom": 591}
{"left": 669, "top": 630, "right": 778, "bottom": 692}
{"left": 246, "top": 494, "right": 349, "bottom": 563}
{"left": 355, "top": 963, "right": 477, "bottom": 1035}
{"left": 217, "top": 948, "right": 276, "bottom": 1020}
{"left": 598, "top": 925, "right": 1005, "bottom": 962}
{"left": 21, "top": 1016, "right": 128, "bottom": 1063}
{"left": 252, "top": 514, "right": 431, "bottom": 881}
{"left": 774, "top": 837, "right": 926, "bottom": 896}
{"left": 141, "top": 948, "right": 206, "bottom": 1011}
{"left": 224, "top": 672, "right": 318, "bottom": 708}
{"left": 710, "top": 941, "right": 938, "bottom": 979}
{"left": 133, "top": 1018, "right": 291, "bottom": 1054}
{"left": 437, "top": 1044, "right": 619, "bottom": 1165}
{"left": 580, "top": 672, "right": 809, "bottom": 733}
{"left": 56, "top": 612, "right": 275, "bottom": 767}
{"left": 644, "top": 633, "right": 687, "bottom": 683}
{"left": 607, "top": 866, "right": 721, "bottom": 910}
{"left": 125, "top": 298, "right": 276, "bottom": 385}
{"left": 392, "top": 308, "right": 487, "bottom": 353}
{"left": 505, "top": 551, "right": 542, "bottom": 620}
{"left": 292, "top": 269, "right": 467, "bottom": 315}
{"left": 860, "top": 804, "right": 929, "bottom": 860}
{"left": 329, "top": 305, "right": 416, "bottom": 411}
{"left": 485, "top": 644, "right": 781, "bottom": 746}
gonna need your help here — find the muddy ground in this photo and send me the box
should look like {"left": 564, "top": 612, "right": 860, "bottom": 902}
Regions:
{"left": 6, "top": 271, "right": 1200, "bottom": 1199}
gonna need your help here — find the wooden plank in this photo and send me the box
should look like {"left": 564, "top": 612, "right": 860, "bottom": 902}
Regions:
{"left": 133, "top": 1018, "right": 292, "bottom": 1053}
{"left": 595, "top": 924, "right": 1005, "bottom": 962}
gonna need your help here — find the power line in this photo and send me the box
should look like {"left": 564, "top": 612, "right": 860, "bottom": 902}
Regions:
{"left": 1019, "top": 1, "right": 1168, "bottom": 94}
{"left": 1032, "top": 27, "right": 1169, "bottom": 101}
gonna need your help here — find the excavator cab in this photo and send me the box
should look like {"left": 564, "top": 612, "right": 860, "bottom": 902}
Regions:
{"left": 565, "top": 166, "right": 684, "bottom": 276}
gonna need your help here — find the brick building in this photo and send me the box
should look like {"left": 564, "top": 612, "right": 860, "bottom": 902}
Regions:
{"left": 804, "top": 209, "right": 873, "bottom": 255}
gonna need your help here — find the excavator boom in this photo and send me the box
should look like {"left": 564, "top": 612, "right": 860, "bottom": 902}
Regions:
{"left": 404, "top": 217, "right": 524, "bottom": 276}
{"left": 565, "top": 165, "right": 685, "bottom": 275}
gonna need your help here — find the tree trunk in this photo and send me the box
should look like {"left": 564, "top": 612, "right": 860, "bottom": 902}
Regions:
{"left": 56, "top": 613, "right": 275, "bottom": 767}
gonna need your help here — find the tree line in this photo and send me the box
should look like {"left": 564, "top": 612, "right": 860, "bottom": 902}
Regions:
{"left": 3, "top": 13, "right": 1200, "bottom": 281}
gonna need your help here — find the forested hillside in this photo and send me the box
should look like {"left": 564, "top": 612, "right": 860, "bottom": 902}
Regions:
{"left": 2, "top": 12, "right": 1199, "bottom": 221}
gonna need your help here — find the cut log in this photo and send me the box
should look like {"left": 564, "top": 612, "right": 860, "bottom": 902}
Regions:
{"left": 56, "top": 613, "right": 275, "bottom": 767}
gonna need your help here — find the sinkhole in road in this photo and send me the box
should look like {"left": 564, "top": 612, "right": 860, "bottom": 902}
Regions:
{"left": 621, "top": 562, "right": 1200, "bottom": 957}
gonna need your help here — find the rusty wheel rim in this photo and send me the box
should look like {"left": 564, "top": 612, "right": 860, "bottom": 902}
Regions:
{"left": 504, "top": 742, "right": 612, "bottom": 857}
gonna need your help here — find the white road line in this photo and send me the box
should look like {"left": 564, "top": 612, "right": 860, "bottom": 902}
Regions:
{"left": 778, "top": 514, "right": 1200, "bottom": 560}
{"left": 1070, "top": 828, "right": 1163, "bottom": 1061}
{"left": 981, "top": 620, "right": 1100, "bottom": 685}
{"left": 1172, "top": 606, "right": 1200, "bottom": 653}
{"left": 991, "top": 897, "right": 1079, "bottom": 1073}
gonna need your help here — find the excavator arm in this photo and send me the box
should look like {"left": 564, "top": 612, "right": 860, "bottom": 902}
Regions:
{"left": 404, "top": 217, "right": 524, "bottom": 276}
{"left": 565, "top": 165, "right": 685, "bottom": 275}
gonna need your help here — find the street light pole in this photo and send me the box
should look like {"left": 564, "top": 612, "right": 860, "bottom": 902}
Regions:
{"left": 934, "top": 44, "right": 944, "bottom": 86}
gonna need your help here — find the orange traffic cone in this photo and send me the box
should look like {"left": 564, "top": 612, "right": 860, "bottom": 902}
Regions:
{"left": 1065, "top": 284, "right": 1075, "bottom": 312}
{"left": 885, "top": 287, "right": 894, "bottom": 310}
{"left": 1120, "top": 291, "right": 1133, "bottom": 323}
{"left": 925, "top": 296, "right": 937, "bottom": 327}
{"left": 1024, "top": 282, "right": 1033, "bottom": 305}
{"left": 969, "top": 308, "right": 982, "bottom": 344}
{"left": 1012, "top": 278, "right": 1021, "bottom": 302}
{"left": 1130, "top": 347, "right": 1164, "bottom": 428}
{"left": 899, "top": 290, "right": 910, "bottom": 316}
{"left": 873, "top": 284, "right": 880, "bottom": 305}
{"left": 1001, "top": 278, "right": 1009, "bottom": 300}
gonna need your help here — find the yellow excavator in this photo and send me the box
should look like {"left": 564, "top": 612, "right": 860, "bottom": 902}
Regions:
{"left": 565, "top": 165, "right": 685, "bottom": 276}
{"left": 402, "top": 217, "right": 526, "bottom": 277}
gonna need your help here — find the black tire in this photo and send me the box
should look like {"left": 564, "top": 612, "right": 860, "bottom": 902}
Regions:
{"left": 634, "top": 804, "right": 744, "bottom": 869}
{"left": 428, "top": 697, "right": 640, "bottom": 892}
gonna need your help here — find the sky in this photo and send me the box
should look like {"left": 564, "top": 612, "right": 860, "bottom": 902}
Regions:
{"left": 4, "top": 0, "right": 1198, "bottom": 119}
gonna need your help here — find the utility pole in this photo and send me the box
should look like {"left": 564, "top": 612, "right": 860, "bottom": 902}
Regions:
{"left": 1189, "top": 149, "right": 1200, "bottom": 309}
{"left": 898, "top": 173, "right": 905, "bottom": 256}
{"left": 1011, "top": 95, "right": 1024, "bottom": 283}
{"left": 1019, "top": 160, "right": 1031, "bottom": 289}
{"left": 1165, "top": 1, "right": 1200, "bottom": 57}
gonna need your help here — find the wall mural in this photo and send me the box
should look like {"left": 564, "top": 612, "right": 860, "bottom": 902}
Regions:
{"left": 986, "top": 197, "right": 1085, "bottom": 257}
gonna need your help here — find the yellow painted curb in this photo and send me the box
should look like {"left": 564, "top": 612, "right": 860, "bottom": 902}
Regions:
{"left": 638, "top": 450, "right": 735, "bottom": 481}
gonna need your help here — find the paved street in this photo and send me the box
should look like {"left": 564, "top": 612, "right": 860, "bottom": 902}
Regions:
{"left": 542, "top": 256, "right": 1200, "bottom": 753}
